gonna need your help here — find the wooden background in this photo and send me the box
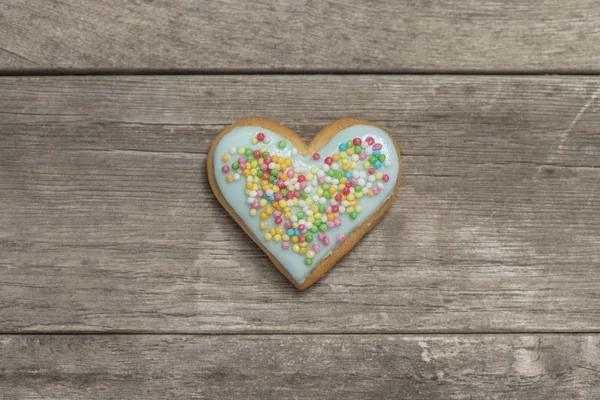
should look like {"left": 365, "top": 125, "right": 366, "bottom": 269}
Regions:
{"left": 1, "top": 1, "right": 599, "bottom": 399}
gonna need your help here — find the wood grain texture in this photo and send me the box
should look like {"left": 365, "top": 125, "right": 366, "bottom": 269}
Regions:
{"left": 1, "top": 334, "right": 599, "bottom": 399}
{"left": 1, "top": 0, "right": 600, "bottom": 72}
{"left": 1, "top": 75, "right": 600, "bottom": 333}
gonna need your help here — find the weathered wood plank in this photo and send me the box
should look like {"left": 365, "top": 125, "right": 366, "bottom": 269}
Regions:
{"left": 1, "top": 1, "right": 600, "bottom": 71}
{"left": 1, "top": 76, "right": 599, "bottom": 333}
{"left": 1, "top": 334, "right": 599, "bottom": 399}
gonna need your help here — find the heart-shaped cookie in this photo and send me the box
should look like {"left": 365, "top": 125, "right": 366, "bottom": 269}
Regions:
{"left": 208, "top": 119, "right": 401, "bottom": 290}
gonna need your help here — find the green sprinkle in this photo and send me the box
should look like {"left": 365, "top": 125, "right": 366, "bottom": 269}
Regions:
{"left": 327, "top": 169, "right": 335, "bottom": 177}
{"left": 301, "top": 192, "right": 308, "bottom": 199}
{"left": 319, "top": 224, "right": 328, "bottom": 231}
{"left": 245, "top": 148, "right": 252, "bottom": 156}
{"left": 270, "top": 169, "right": 278, "bottom": 176}
{"left": 281, "top": 189, "right": 288, "bottom": 196}
{"left": 296, "top": 212, "right": 305, "bottom": 219}
{"left": 322, "top": 183, "right": 330, "bottom": 190}
{"left": 334, "top": 171, "right": 343, "bottom": 179}
{"left": 310, "top": 226, "right": 319, "bottom": 233}
{"left": 278, "top": 140, "right": 286, "bottom": 149}
{"left": 268, "top": 176, "right": 275, "bottom": 183}
{"left": 349, "top": 211, "right": 357, "bottom": 220}
{"left": 232, "top": 162, "right": 239, "bottom": 170}
{"left": 354, "top": 184, "right": 362, "bottom": 192}
{"left": 305, "top": 258, "right": 313, "bottom": 266}
{"left": 306, "top": 234, "right": 313, "bottom": 243}
{"left": 318, "top": 205, "right": 325, "bottom": 213}
{"left": 354, "top": 145, "right": 362, "bottom": 154}
{"left": 368, "top": 156, "right": 377, "bottom": 164}
{"left": 378, "top": 154, "right": 386, "bottom": 162}
{"left": 346, "top": 140, "right": 353, "bottom": 148}
{"left": 262, "top": 151, "right": 269, "bottom": 157}
{"left": 323, "top": 191, "right": 331, "bottom": 199}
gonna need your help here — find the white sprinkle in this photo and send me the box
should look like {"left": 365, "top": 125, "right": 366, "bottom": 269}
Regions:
{"left": 319, "top": 197, "right": 327, "bottom": 205}
{"left": 311, "top": 180, "right": 319, "bottom": 187}
{"left": 366, "top": 148, "right": 373, "bottom": 156}
{"left": 290, "top": 177, "right": 298, "bottom": 184}
{"left": 377, "top": 182, "right": 384, "bottom": 189}
{"left": 339, "top": 206, "right": 346, "bottom": 213}
{"left": 325, "top": 176, "right": 332, "bottom": 183}
{"left": 361, "top": 141, "right": 368, "bottom": 148}
{"left": 247, "top": 197, "right": 256, "bottom": 204}
{"left": 312, "top": 194, "right": 320, "bottom": 202}
{"left": 298, "top": 200, "right": 306, "bottom": 207}
{"left": 266, "top": 189, "right": 274, "bottom": 196}
{"left": 263, "top": 136, "right": 271, "bottom": 144}
{"left": 351, "top": 154, "right": 359, "bottom": 161}
{"left": 332, "top": 179, "right": 339, "bottom": 185}
{"left": 291, "top": 148, "right": 298, "bottom": 156}
{"left": 321, "top": 215, "right": 328, "bottom": 222}
{"left": 330, "top": 199, "right": 338, "bottom": 205}
{"left": 248, "top": 190, "right": 257, "bottom": 197}
{"left": 384, "top": 159, "right": 391, "bottom": 167}
{"left": 359, "top": 171, "right": 367, "bottom": 178}
{"left": 229, "top": 146, "right": 237, "bottom": 154}
{"left": 368, "top": 175, "right": 376, "bottom": 182}
{"left": 305, "top": 222, "right": 313, "bottom": 229}
{"left": 331, "top": 163, "right": 339, "bottom": 171}
{"left": 342, "top": 200, "right": 350, "bottom": 207}
{"left": 352, "top": 170, "right": 360, "bottom": 178}
{"left": 294, "top": 183, "right": 301, "bottom": 190}
{"left": 290, "top": 215, "right": 298, "bottom": 222}
{"left": 247, "top": 176, "right": 253, "bottom": 182}
{"left": 306, "top": 210, "right": 314, "bottom": 216}
{"left": 366, "top": 183, "right": 372, "bottom": 189}
{"left": 358, "top": 178, "right": 366, "bottom": 186}
{"left": 305, "top": 186, "right": 313, "bottom": 193}
{"left": 322, "top": 164, "right": 330, "bottom": 172}
{"left": 269, "top": 162, "right": 277, "bottom": 169}
{"left": 233, "top": 173, "right": 240, "bottom": 181}
{"left": 362, "top": 187, "right": 369, "bottom": 194}
{"left": 287, "top": 199, "right": 295, "bottom": 207}
{"left": 298, "top": 219, "right": 306, "bottom": 225}
{"left": 317, "top": 170, "right": 325, "bottom": 178}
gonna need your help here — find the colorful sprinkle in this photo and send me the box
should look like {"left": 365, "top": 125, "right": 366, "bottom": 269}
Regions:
{"left": 220, "top": 133, "right": 393, "bottom": 266}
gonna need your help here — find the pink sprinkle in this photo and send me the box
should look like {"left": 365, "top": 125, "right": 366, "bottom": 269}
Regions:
{"left": 373, "top": 143, "right": 382, "bottom": 150}
{"left": 334, "top": 218, "right": 342, "bottom": 226}
{"left": 275, "top": 216, "right": 283, "bottom": 224}
{"left": 294, "top": 190, "right": 302, "bottom": 198}
{"left": 256, "top": 190, "right": 263, "bottom": 197}
{"left": 221, "top": 165, "right": 230, "bottom": 173}
{"left": 318, "top": 232, "right": 325, "bottom": 240}
{"left": 350, "top": 178, "right": 358, "bottom": 185}
{"left": 299, "top": 182, "right": 307, "bottom": 190}
{"left": 317, "top": 177, "right": 325, "bottom": 184}
{"left": 239, "top": 163, "right": 246, "bottom": 170}
{"left": 312, "top": 244, "right": 321, "bottom": 253}
{"left": 286, "top": 169, "right": 295, "bottom": 178}
{"left": 263, "top": 156, "right": 271, "bottom": 164}
{"left": 282, "top": 242, "right": 290, "bottom": 250}
{"left": 273, "top": 210, "right": 282, "bottom": 217}
{"left": 323, "top": 237, "right": 330, "bottom": 246}
{"left": 368, "top": 167, "right": 376, "bottom": 175}
{"left": 373, "top": 187, "right": 380, "bottom": 194}
{"left": 251, "top": 201, "right": 260, "bottom": 209}
{"left": 298, "top": 224, "right": 305, "bottom": 231}
{"left": 260, "top": 164, "right": 268, "bottom": 171}
{"left": 325, "top": 206, "right": 332, "bottom": 214}
{"left": 238, "top": 157, "right": 247, "bottom": 163}
{"left": 366, "top": 136, "right": 375, "bottom": 145}
{"left": 284, "top": 222, "right": 292, "bottom": 229}
{"left": 336, "top": 233, "right": 345, "bottom": 241}
{"left": 326, "top": 221, "right": 335, "bottom": 228}
{"left": 382, "top": 174, "right": 390, "bottom": 182}
{"left": 359, "top": 152, "right": 367, "bottom": 160}
{"left": 274, "top": 192, "right": 283, "bottom": 200}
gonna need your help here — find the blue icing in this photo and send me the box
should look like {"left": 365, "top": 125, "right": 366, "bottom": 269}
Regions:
{"left": 213, "top": 125, "right": 399, "bottom": 284}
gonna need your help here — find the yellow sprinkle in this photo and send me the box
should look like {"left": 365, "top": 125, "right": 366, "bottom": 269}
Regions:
{"left": 305, "top": 172, "right": 313, "bottom": 181}
{"left": 283, "top": 234, "right": 290, "bottom": 241}
{"left": 306, "top": 198, "right": 313, "bottom": 205}
{"left": 355, "top": 191, "right": 363, "bottom": 198}
{"left": 287, "top": 185, "right": 295, "bottom": 191}
{"left": 347, "top": 207, "right": 354, "bottom": 213}
{"left": 307, "top": 216, "right": 315, "bottom": 223}
{"left": 349, "top": 162, "right": 357, "bottom": 170}
{"left": 314, "top": 213, "right": 322, "bottom": 219}
{"left": 316, "top": 188, "right": 324, "bottom": 196}
{"left": 292, "top": 222, "right": 298, "bottom": 229}
{"left": 270, "top": 228, "right": 276, "bottom": 235}
{"left": 300, "top": 242, "right": 308, "bottom": 248}
{"left": 356, "top": 205, "right": 363, "bottom": 212}
{"left": 251, "top": 138, "right": 258, "bottom": 145}
{"left": 264, "top": 233, "right": 272, "bottom": 241}
{"left": 266, "top": 207, "right": 273, "bottom": 215}
{"left": 276, "top": 227, "right": 284, "bottom": 234}
{"left": 274, "top": 234, "right": 282, "bottom": 242}
{"left": 311, "top": 205, "right": 319, "bottom": 213}
{"left": 341, "top": 165, "right": 349, "bottom": 172}
{"left": 237, "top": 147, "right": 246, "bottom": 154}
{"left": 222, "top": 154, "right": 230, "bottom": 162}
{"left": 291, "top": 236, "right": 299, "bottom": 243}
{"left": 293, "top": 198, "right": 298, "bottom": 206}
{"left": 347, "top": 148, "right": 355, "bottom": 155}
{"left": 310, "top": 167, "right": 319, "bottom": 174}
{"left": 279, "top": 199, "right": 287, "bottom": 208}
{"left": 340, "top": 177, "right": 347, "bottom": 184}
{"left": 375, "top": 172, "right": 383, "bottom": 180}
{"left": 259, "top": 222, "right": 267, "bottom": 230}
{"left": 284, "top": 207, "right": 291, "bottom": 213}
{"left": 363, "top": 161, "right": 370, "bottom": 168}
{"left": 225, "top": 175, "right": 234, "bottom": 183}
{"left": 299, "top": 247, "right": 307, "bottom": 255}
{"left": 341, "top": 159, "right": 348, "bottom": 165}
{"left": 332, "top": 154, "right": 340, "bottom": 161}
{"left": 367, "top": 190, "right": 374, "bottom": 197}
{"left": 259, "top": 199, "right": 268, "bottom": 207}
{"left": 340, "top": 151, "right": 348, "bottom": 159}
{"left": 250, "top": 160, "right": 258, "bottom": 168}
{"left": 292, "top": 244, "right": 300, "bottom": 253}
{"left": 250, "top": 209, "right": 258, "bottom": 216}
{"left": 260, "top": 212, "right": 268, "bottom": 220}
{"left": 347, "top": 194, "right": 355, "bottom": 201}
{"left": 284, "top": 212, "right": 292, "bottom": 219}
{"left": 260, "top": 146, "right": 267, "bottom": 153}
